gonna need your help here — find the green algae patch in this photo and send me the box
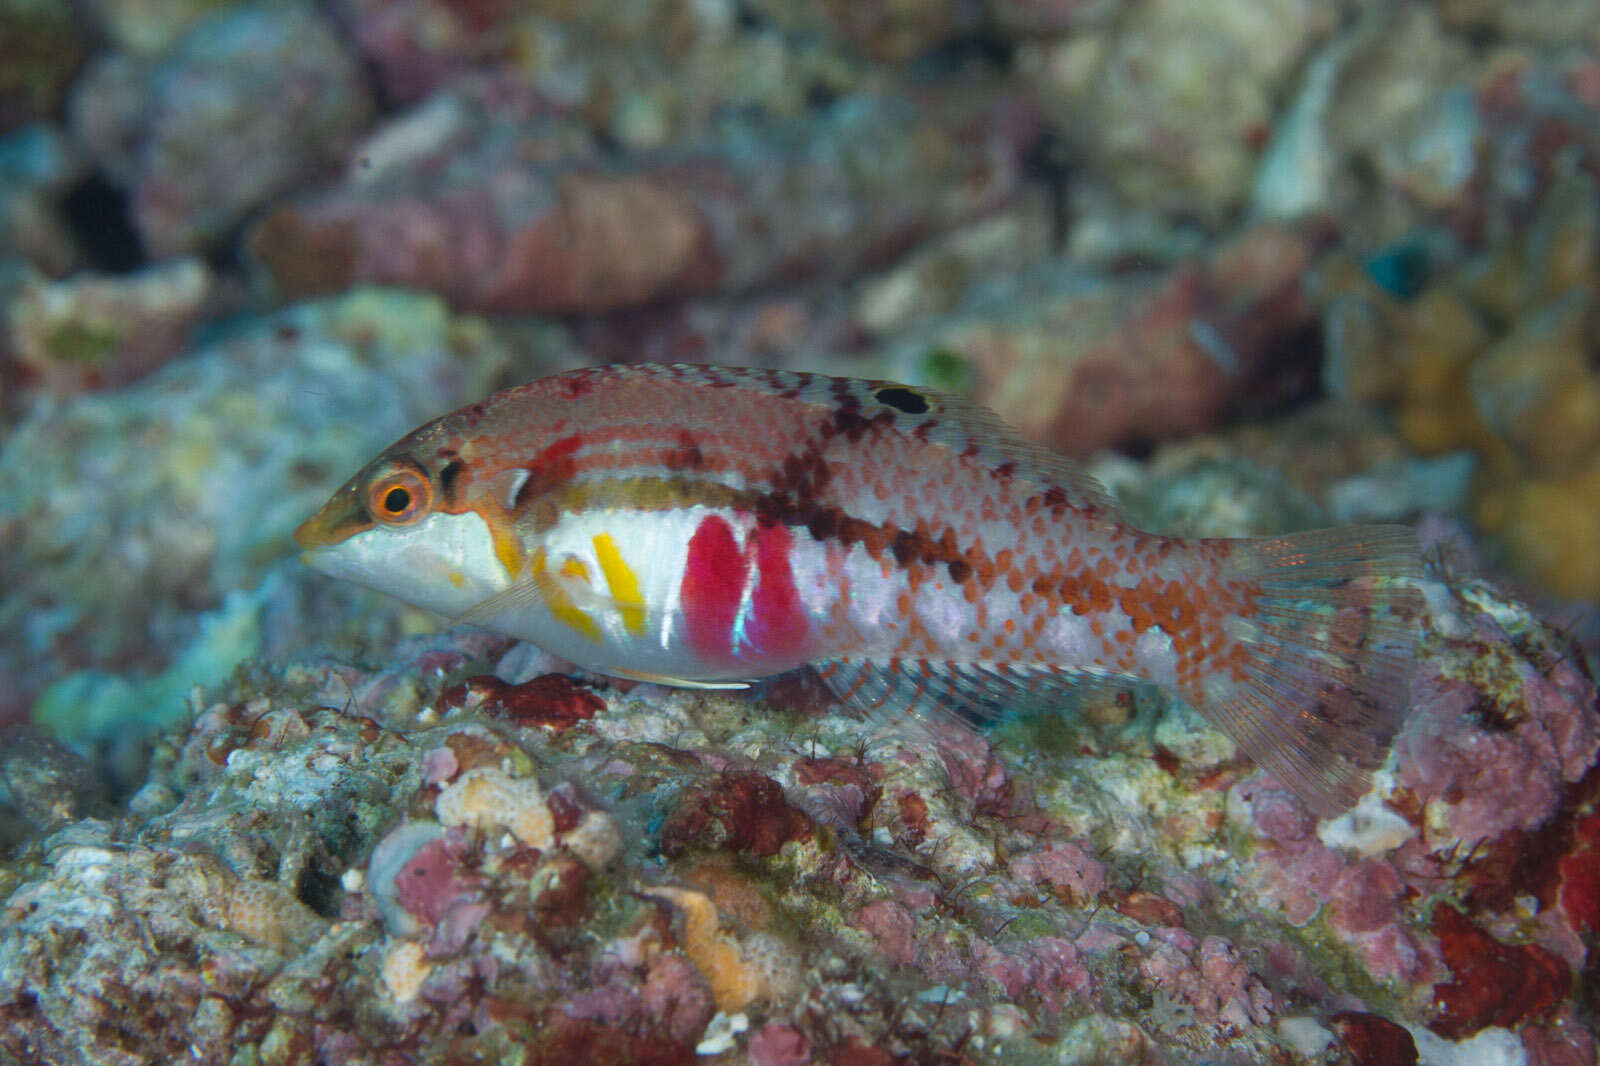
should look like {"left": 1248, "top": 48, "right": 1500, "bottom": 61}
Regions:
{"left": 43, "top": 318, "right": 122, "bottom": 366}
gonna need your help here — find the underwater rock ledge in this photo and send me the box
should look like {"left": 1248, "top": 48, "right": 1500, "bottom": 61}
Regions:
{"left": 0, "top": 550, "right": 1595, "bottom": 1066}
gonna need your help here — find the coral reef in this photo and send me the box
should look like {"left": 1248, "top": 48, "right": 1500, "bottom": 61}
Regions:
{"left": 1016, "top": 0, "right": 1342, "bottom": 227}
{"left": 744, "top": 0, "right": 982, "bottom": 63}
{"left": 70, "top": 1, "right": 374, "bottom": 257}
{"left": 2, "top": 1, "right": 1599, "bottom": 1062}
{"left": 1252, "top": 4, "right": 1481, "bottom": 240}
{"left": 4, "top": 258, "right": 211, "bottom": 392}
{"left": 328, "top": 0, "right": 868, "bottom": 144}
{"left": 248, "top": 86, "right": 1037, "bottom": 315}
{"left": 1435, "top": 0, "right": 1600, "bottom": 46}
{"left": 0, "top": 122, "right": 86, "bottom": 278}
{"left": 0, "top": 0, "right": 92, "bottom": 134}
{"left": 88, "top": 0, "right": 246, "bottom": 57}
{"left": 0, "top": 288, "right": 577, "bottom": 736}
{"left": 1315, "top": 161, "right": 1600, "bottom": 600}
{"left": 880, "top": 221, "right": 1329, "bottom": 457}
{"left": 1, "top": 546, "right": 1594, "bottom": 1063}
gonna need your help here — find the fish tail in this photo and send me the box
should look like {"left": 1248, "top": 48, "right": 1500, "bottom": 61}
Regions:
{"left": 1191, "top": 525, "right": 1423, "bottom": 815}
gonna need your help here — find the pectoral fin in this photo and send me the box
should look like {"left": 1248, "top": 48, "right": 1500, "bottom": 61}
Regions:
{"left": 453, "top": 549, "right": 612, "bottom": 640}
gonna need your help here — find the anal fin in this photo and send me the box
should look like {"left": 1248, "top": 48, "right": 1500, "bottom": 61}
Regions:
{"left": 815, "top": 657, "right": 1135, "bottom": 733}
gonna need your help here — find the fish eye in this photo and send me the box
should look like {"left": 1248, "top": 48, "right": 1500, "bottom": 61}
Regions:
{"left": 365, "top": 464, "right": 433, "bottom": 525}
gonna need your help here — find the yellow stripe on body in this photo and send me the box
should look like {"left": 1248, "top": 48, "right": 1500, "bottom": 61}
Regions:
{"left": 487, "top": 514, "right": 528, "bottom": 585}
{"left": 529, "top": 548, "right": 602, "bottom": 642}
{"left": 591, "top": 532, "right": 648, "bottom": 636}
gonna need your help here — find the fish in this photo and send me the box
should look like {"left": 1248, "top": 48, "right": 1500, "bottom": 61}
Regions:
{"left": 295, "top": 363, "right": 1422, "bottom": 814}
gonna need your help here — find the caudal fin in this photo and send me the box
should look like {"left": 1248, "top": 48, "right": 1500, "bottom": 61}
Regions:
{"left": 1197, "top": 525, "right": 1423, "bottom": 816}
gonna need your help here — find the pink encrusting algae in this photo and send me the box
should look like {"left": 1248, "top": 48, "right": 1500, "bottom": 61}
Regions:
{"left": 295, "top": 363, "right": 1422, "bottom": 814}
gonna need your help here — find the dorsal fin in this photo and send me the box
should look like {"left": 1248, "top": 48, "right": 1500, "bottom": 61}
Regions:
{"left": 878, "top": 386, "right": 1125, "bottom": 517}
{"left": 649, "top": 364, "right": 1124, "bottom": 516}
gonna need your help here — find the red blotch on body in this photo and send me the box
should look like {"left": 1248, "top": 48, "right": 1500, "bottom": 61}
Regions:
{"left": 531, "top": 432, "right": 583, "bottom": 470}
{"left": 745, "top": 522, "right": 811, "bottom": 666}
{"left": 495, "top": 432, "right": 586, "bottom": 508}
{"left": 682, "top": 515, "right": 812, "bottom": 670}
{"left": 557, "top": 373, "right": 594, "bottom": 398}
{"left": 682, "top": 515, "right": 748, "bottom": 663}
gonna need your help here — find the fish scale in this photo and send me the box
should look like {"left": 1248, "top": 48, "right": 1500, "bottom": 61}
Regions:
{"left": 296, "top": 363, "right": 1423, "bottom": 814}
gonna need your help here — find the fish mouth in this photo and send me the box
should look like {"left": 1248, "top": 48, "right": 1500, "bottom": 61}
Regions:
{"left": 292, "top": 515, "right": 326, "bottom": 550}
{"left": 294, "top": 483, "right": 373, "bottom": 551}
{"left": 293, "top": 508, "right": 344, "bottom": 551}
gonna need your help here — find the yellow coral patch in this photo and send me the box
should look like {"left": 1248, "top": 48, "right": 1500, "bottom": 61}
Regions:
{"left": 223, "top": 880, "right": 326, "bottom": 954}
{"left": 648, "top": 887, "right": 759, "bottom": 1011}
{"left": 1490, "top": 458, "right": 1600, "bottom": 601}
{"left": 435, "top": 766, "right": 554, "bottom": 849}
{"left": 645, "top": 887, "right": 797, "bottom": 1013}
{"left": 382, "top": 940, "right": 431, "bottom": 1003}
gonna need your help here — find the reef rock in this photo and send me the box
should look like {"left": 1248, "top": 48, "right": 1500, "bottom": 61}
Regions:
{"left": 882, "top": 221, "right": 1328, "bottom": 457}
{"left": 70, "top": 1, "right": 374, "bottom": 257}
{"left": 1314, "top": 158, "right": 1600, "bottom": 601}
{"left": 0, "top": 520, "right": 1593, "bottom": 1064}
{"left": 249, "top": 86, "right": 1038, "bottom": 315}
{"left": 0, "top": 289, "right": 575, "bottom": 739}
{"left": 330, "top": 0, "right": 868, "bottom": 145}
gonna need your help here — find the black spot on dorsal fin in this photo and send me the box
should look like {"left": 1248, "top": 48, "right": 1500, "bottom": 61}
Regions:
{"left": 874, "top": 386, "right": 929, "bottom": 414}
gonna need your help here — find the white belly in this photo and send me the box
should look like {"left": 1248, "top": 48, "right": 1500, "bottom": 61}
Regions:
{"left": 492, "top": 507, "right": 719, "bottom": 680}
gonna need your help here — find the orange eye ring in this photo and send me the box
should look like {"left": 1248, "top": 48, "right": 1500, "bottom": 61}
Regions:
{"left": 365, "top": 464, "right": 433, "bottom": 526}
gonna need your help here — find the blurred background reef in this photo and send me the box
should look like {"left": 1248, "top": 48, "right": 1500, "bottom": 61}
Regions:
{"left": 1, "top": 2, "right": 1599, "bottom": 1064}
